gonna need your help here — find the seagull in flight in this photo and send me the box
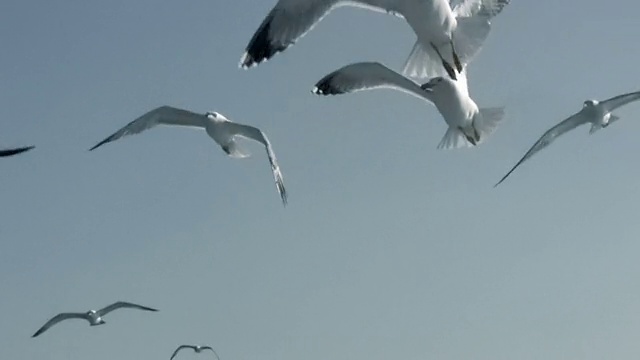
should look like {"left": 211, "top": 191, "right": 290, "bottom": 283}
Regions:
{"left": 170, "top": 345, "right": 221, "bottom": 360}
{"left": 239, "top": 0, "right": 509, "bottom": 81}
{"left": 32, "top": 301, "right": 158, "bottom": 338}
{"left": 89, "top": 106, "right": 287, "bottom": 206}
{"left": 312, "top": 61, "right": 505, "bottom": 149}
{"left": 0, "top": 145, "right": 34, "bottom": 157}
{"left": 494, "top": 90, "right": 640, "bottom": 187}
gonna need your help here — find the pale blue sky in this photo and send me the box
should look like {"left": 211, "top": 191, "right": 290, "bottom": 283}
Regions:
{"left": 2, "top": 1, "right": 640, "bottom": 359}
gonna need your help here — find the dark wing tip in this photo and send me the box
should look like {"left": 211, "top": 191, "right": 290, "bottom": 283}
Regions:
{"left": 240, "top": 12, "right": 287, "bottom": 69}
{"left": 0, "top": 145, "right": 35, "bottom": 157}
{"left": 32, "top": 328, "right": 44, "bottom": 338}
{"left": 89, "top": 134, "right": 115, "bottom": 151}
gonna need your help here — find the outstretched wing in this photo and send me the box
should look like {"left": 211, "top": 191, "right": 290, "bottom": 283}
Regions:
{"left": 494, "top": 112, "right": 587, "bottom": 187}
{"left": 96, "top": 301, "right": 158, "bottom": 317}
{"left": 239, "top": 0, "right": 400, "bottom": 68}
{"left": 222, "top": 122, "right": 287, "bottom": 206}
{"left": 601, "top": 90, "right": 640, "bottom": 112}
{"left": 170, "top": 345, "right": 196, "bottom": 360}
{"left": 32, "top": 312, "right": 89, "bottom": 337}
{"left": 201, "top": 347, "right": 221, "bottom": 360}
{"left": 89, "top": 106, "right": 205, "bottom": 151}
{"left": 0, "top": 145, "right": 34, "bottom": 157}
{"left": 312, "top": 62, "right": 434, "bottom": 104}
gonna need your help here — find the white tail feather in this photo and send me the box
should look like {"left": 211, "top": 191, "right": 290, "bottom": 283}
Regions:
{"left": 224, "top": 140, "right": 251, "bottom": 158}
{"left": 437, "top": 127, "right": 474, "bottom": 150}
{"left": 474, "top": 107, "right": 506, "bottom": 144}
{"left": 401, "top": 41, "right": 442, "bottom": 80}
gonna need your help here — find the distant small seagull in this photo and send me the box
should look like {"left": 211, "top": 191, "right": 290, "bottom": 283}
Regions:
{"left": 494, "top": 90, "right": 640, "bottom": 187}
{"left": 89, "top": 106, "right": 287, "bottom": 206}
{"left": 313, "top": 61, "right": 505, "bottom": 149}
{"left": 170, "top": 345, "right": 221, "bottom": 360}
{"left": 32, "top": 301, "right": 158, "bottom": 338}
{"left": 239, "top": 0, "right": 509, "bottom": 81}
{"left": 0, "top": 145, "right": 34, "bottom": 157}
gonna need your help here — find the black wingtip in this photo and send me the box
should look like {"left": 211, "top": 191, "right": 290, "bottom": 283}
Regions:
{"left": 240, "top": 12, "right": 287, "bottom": 69}
{"left": 0, "top": 145, "right": 35, "bottom": 157}
{"left": 89, "top": 135, "right": 113, "bottom": 151}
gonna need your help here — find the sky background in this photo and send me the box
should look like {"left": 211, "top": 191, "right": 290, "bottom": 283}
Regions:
{"left": 2, "top": 0, "right": 640, "bottom": 359}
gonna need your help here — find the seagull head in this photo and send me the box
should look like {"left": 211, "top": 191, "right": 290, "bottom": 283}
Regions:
{"left": 420, "top": 77, "right": 456, "bottom": 96}
{"left": 583, "top": 100, "right": 599, "bottom": 108}
{"left": 205, "top": 111, "right": 228, "bottom": 121}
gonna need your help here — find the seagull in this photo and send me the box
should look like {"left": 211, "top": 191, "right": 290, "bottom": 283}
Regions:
{"left": 312, "top": 61, "right": 504, "bottom": 149}
{"left": 494, "top": 90, "right": 640, "bottom": 187}
{"left": 170, "top": 345, "right": 221, "bottom": 360}
{"left": 89, "top": 106, "right": 287, "bottom": 206}
{"left": 402, "top": 0, "right": 510, "bottom": 80}
{"left": 0, "top": 145, "right": 34, "bottom": 157}
{"left": 239, "top": 0, "right": 509, "bottom": 81}
{"left": 32, "top": 301, "right": 158, "bottom": 338}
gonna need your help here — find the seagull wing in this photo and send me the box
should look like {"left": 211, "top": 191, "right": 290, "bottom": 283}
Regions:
{"left": 89, "top": 106, "right": 206, "bottom": 151}
{"left": 201, "top": 347, "right": 221, "bottom": 360}
{"left": 32, "top": 312, "right": 90, "bottom": 337}
{"left": 312, "top": 62, "right": 434, "bottom": 104}
{"left": 601, "top": 90, "right": 640, "bottom": 112}
{"left": 494, "top": 112, "right": 588, "bottom": 187}
{"left": 240, "top": 0, "right": 400, "bottom": 68}
{"left": 221, "top": 122, "right": 287, "bottom": 206}
{"left": 170, "top": 345, "right": 197, "bottom": 360}
{"left": 0, "top": 145, "right": 35, "bottom": 157}
{"left": 451, "top": 0, "right": 510, "bottom": 18}
{"left": 96, "top": 301, "right": 158, "bottom": 317}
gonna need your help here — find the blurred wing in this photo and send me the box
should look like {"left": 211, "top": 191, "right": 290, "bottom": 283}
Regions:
{"left": 32, "top": 312, "right": 89, "bottom": 337}
{"left": 452, "top": 0, "right": 510, "bottom": 18}
{"left": 601, "top": 91, "right": 640, "bottom": 112}
{"left": 170, "top": 345, "right": 196, "bottom": 360}
{"left": 202, "top": 347, "right": 221, "bottom": 360}
{"left": 312, "top": 62, "right": 434, "bottom": 104}
{"left": 89, "top": 106, "right": 205, "bottom": 151}
{"left": 223, "top": 122, "right": 288, "bottom": 206}
{"left": 240, "top": 0, "right": 399, "bottom": 68}
{"left": 494, "top": 112, "right": 587, "bottom": 187}
{"left": 97, "top": 301, "right": 158, "bottom": 316}
{"left": 0, "top": 145, "right": 34, "bottom": 157}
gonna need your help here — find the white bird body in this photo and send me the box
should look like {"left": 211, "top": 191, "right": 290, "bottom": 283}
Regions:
{"left": 313, "top": 62, "right": 505, "bottom": 149}
{"left": 494, "top": 91, "right": 640, "bottom": 187}
{"left": 89, "top": 106, "right": 287, "bottom": 206}
{"left": 240, "top": 0, "right": 510, "bottom": 78}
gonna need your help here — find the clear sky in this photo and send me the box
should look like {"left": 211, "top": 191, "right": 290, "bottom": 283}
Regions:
{"left": 2, "top": 0, "right": 640, "bottom": 359}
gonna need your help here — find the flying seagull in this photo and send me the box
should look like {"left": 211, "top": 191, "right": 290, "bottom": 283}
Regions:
{"left": 170, "top": 345, "right": 221, "bottom": 360}
{"left": 240, "top": 0, "right": 509, "bottom": 81}
{"left": 89, "top": 106, "right": 287, "bottom": 206}
{"left": 402, "top": 0, "right": 510, "bottom": 80}
{"left": 494, "top": 90, "right": 640, "bottom": 187}
{"left": 0, "top": 145, "right": 34, "bottom": 157}
{"left": 32, "top": 301, "right": 158, "bottom": 338}
{"left": 312, "top": 61, "right": 505, "bottom": 149}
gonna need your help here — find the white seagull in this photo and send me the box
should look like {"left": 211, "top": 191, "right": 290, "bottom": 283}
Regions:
{"left": 170, "top": 345, "right": 221, "bottom": 360}
{"left": 32, "top": 301, "right": 158, "bottom": 338}
{"left": 494, "top": 90, "right": 640, "bottom": 187}
{"left": 239, "top": 0, "right": 510, "bottom": 81}
{"left": 312, "top": 61, "right": 505, "bottom": 149}
{"left": 0, "top": 145, "right": 34, "bottom": 157}
{"left": 89, "top": 106, "right": 287, "bottom": 206}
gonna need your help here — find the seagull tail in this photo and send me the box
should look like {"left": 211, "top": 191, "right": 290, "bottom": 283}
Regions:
{"left": 475, "top": 107, "right": 506, "bottom": 144}
{"left": 401, "top": 41, "right": 442, "bottom": 80}
{"left": 451, "top": 16, "right": 491, "bottom": 67}
{"left": 437, "top": 127, "right": 474, "bottom": 150}
{"left": 222, "top": 140, "right": 251, "bottom": 159}
{"left": 589, "top": 114, "right": 620, "bottom": 135}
